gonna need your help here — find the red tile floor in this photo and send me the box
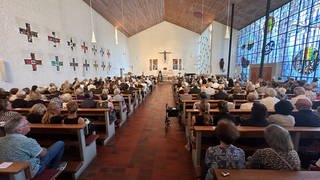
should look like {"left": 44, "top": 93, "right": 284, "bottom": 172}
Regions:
{"left": 79, "top": 82, "right": 196, "bottom": 180}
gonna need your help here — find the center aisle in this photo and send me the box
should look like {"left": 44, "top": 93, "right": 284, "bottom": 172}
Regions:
{"left": 80, "top": 82, "right": 196, "bottom": 180}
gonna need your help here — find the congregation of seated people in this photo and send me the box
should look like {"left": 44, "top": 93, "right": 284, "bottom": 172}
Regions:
{"left": 173, "top": 75, "right": 320, "bottom": 178}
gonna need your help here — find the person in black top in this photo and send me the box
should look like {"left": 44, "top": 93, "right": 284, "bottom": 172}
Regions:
{"left": 11, "top": 90, "right": 29, "bottom": 108}
{"left": 213, "top": 101, "right": 235, "bottom": 125}
{"left": 193, "top": 96, "right": 212, "bottom": 126}
{"left": 79, "top": 91, "right": 97, "bottom": 108}
{"left": 64, "top": 101, "right": 85, "bottom": 124}
{"left": 292, "top": 98, "right": 320, "bottom": 127}
{"left": 27, "top": 103, "right": 47, "bottom": 123}
{"left": 241, "top": 102, "right": 269, "bottom": 127}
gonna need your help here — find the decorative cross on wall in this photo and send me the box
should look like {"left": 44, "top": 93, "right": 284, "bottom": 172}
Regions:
{"left": 92, "top": 45, "right": 97, "bottom": 55}
{"left": 93, "top": 61, "right": 99, "bottom": 70}
{"left": 81, "top": 42, "right": 88, "bottom": 53}
{"left": 70, "top": 58, "right": 78, "bottom": 71}
{"left": 67, "top": 38, "right": 76, "bottom": 51}
{"left": 83, "top": 59, "right": 90, "bottom": 71}
{"left": 159, "top": 50, "right": 172, "bottom": 63}
{"left": 101, "top": 61, "right": 106, "bottom": 70}
{"left": 106, "top": 49, "right": 111, "bottom": 58}
{"left": 19, "top": 23, "right": 38, "bottom": 43}
{"left": 107, "top": 62, "right": 111, "bottom": 71}
{"left": 100, "top": 48, "right": 104, "bottom": 57}
{"left": 51, "top": 56, "right": 63, "bottom": 71}
{"left": 48, "top": 32, "right": 61, "bottom": 47}
{"left": 24, "top": 53, "right": 42, "bottom": 71}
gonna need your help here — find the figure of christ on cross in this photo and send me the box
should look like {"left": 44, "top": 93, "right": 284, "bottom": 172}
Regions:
{"left": 159, "top": 50, "right": 172, "bottom": 63}
{"left": 67, "top": 38, "right": 76, "bottom": 51}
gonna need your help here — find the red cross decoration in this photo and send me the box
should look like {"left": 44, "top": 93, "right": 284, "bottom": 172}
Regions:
{"left": 24, "top": 53, "right": 42, "bottom": 71}
{"left": 70, "top": 58, "right": 78, "bottom": 71}
{"left": 101, "top": 61, "right": 106, "bottom": 70}
{"left": 92, "top": 45, "right": 97, "bottom": 55}
{"left": 48, "top": 32, "right": 61, "bottom": 47}
{"left": 51, "top": 56, "right": 63, "bottom": 71}
{"left": 81, "top": 42, "right": 88, "bottom": 53}
{"left": 67, "top": 38, "right": 76, "bottom": 51}
{"left": 106, "top": 49, "right": 111, "bottom": 58}
{"left": 100, "top": 48, "right": 104, "bottom": 57}
{"left": 83, "top": 59, "right": 90, "bottom": 71}
{"left": 19, "top": 23, "right": 38, "bottom": 43}
{"left": 93, "top": 61, "right": 99, "bottom": 71}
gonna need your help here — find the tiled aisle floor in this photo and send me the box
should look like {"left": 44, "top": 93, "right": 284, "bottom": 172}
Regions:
{"left": 80, "top": 82, "right": 196, "bottom": 180}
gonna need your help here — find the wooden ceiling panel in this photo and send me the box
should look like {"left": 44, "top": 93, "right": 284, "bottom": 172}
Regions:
{"left": 83, "top": 0, "right": 292, "bottom": 37}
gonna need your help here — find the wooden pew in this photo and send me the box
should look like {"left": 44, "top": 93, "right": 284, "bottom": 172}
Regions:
{"left": 213, "top": 169, "right": 320, "bottom": 180}
{"left": 181, "top": 100, "right": 225, "bottom": 123}
{"left": 29, "top": 123, "right": 97, "bottom": 179}
{"left": 13, "top": 108, "right": 114, "bottom": 145}
{"left": 192, "top": 126, "right": 320, "bottom": 167}
{"left": 0, "top": 162, "right": 31, "bottom": 180}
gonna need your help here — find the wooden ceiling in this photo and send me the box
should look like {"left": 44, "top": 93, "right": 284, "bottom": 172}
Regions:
{"left": 84, "top": 0, "right": 291, "bottom": 37}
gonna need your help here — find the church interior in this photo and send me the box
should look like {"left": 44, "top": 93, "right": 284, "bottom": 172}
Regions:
{"left": 1, "top": 0, "right": 320, "bottom": 179}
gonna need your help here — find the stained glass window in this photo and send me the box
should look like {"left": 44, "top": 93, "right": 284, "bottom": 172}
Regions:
{"left": 237, "top": 0, "right": 320, "bottom": 83}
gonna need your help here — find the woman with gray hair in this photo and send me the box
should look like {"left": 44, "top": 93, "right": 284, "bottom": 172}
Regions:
{"left": 247, "top": 124, "right": 300, "bottom": 170}
{"left": 260, "top": 88, "right": 280, "bottom": 111}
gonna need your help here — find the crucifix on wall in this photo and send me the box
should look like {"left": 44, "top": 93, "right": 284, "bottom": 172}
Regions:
{"left": 159, "top": 50, "right": 172, "bottom": 63}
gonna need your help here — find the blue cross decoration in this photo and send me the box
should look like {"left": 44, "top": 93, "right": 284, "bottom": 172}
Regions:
{"left": 100, "top": 48, "right": 105, "bottom": 57}
{"left": 70, "top": 58, "right": 78, "bottom": 71}
{"left": 51, "top": 56, "right": 63, "bottom": 71}
{"left": 19, "top": 23, "right": 38, "bottom": 43}
{"left": 24, "top": 53, "right": 42, "bottom": 71}
{"left": 48, "top": 32, "right": 60, "bottom": 47}
{"left": 265, "top": 41, "right": 275, "bottom": 55}
{"left": 93, "top": 61, "right": 99, "bottom": 70}
{"left": 67, "top": 38, "right": 76, "bottom": 51}
{"left": 83, "top": 59, "right": 90, "bottom": 71}
{"left": 92, "top": 45, "right": 97, "bottom": 55}
{"left": 101, "top": 61, "right": 106, "bottom": 70}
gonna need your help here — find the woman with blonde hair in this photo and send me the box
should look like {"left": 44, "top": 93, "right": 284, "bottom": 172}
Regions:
{"left": 27, "top": 103, "right": 47, "bottom": 123}
{"left": 64, "top": 101, "right": 85, "bottom": 124}
{"left": 42, "top": 102, "right": 64, "bottom": 124}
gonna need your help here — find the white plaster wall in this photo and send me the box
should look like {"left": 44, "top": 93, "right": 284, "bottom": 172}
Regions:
{"left": 211, "top": 21, "right": 239, "bottom": 77}
{"left": 0, "top": 0, "right": 129, "bottom": 90}
{"left": 128, "top": 21, "right": 199, "bottom": 76}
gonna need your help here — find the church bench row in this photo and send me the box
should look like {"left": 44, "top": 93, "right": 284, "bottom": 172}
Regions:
{"left": 0, "top": 123, "right": 97, "bottom": 180}
{"left": 13, "top": 108, "right": 114, "bottom": 145}
{"left": 29, "top": 123, "right": 98, "bottom": 179}
{"left": 180, "top": 100, "right": 250, "bottom": 123}
{"left": 191, "top": 125, "right": 320, "bottom": 168}
{"left": 212, "top": 169, "right": 320, "bottom": 180}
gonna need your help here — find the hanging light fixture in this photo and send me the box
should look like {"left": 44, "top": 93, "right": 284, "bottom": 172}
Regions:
{"left": 114, "top": 27, "right": 118, "bottom": 45}
{"left": 225, "top": 0, "right": 230, "bottom": 39}
{"left": 90, "top": 0, "right": 96, "bottom": 43}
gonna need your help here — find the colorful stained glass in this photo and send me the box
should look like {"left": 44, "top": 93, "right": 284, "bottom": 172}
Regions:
{"left": 293, "top": 47, "right": 319, "bottom": 75}
{"left": 237, "top": 0, "right": 320, "bottom": 83}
